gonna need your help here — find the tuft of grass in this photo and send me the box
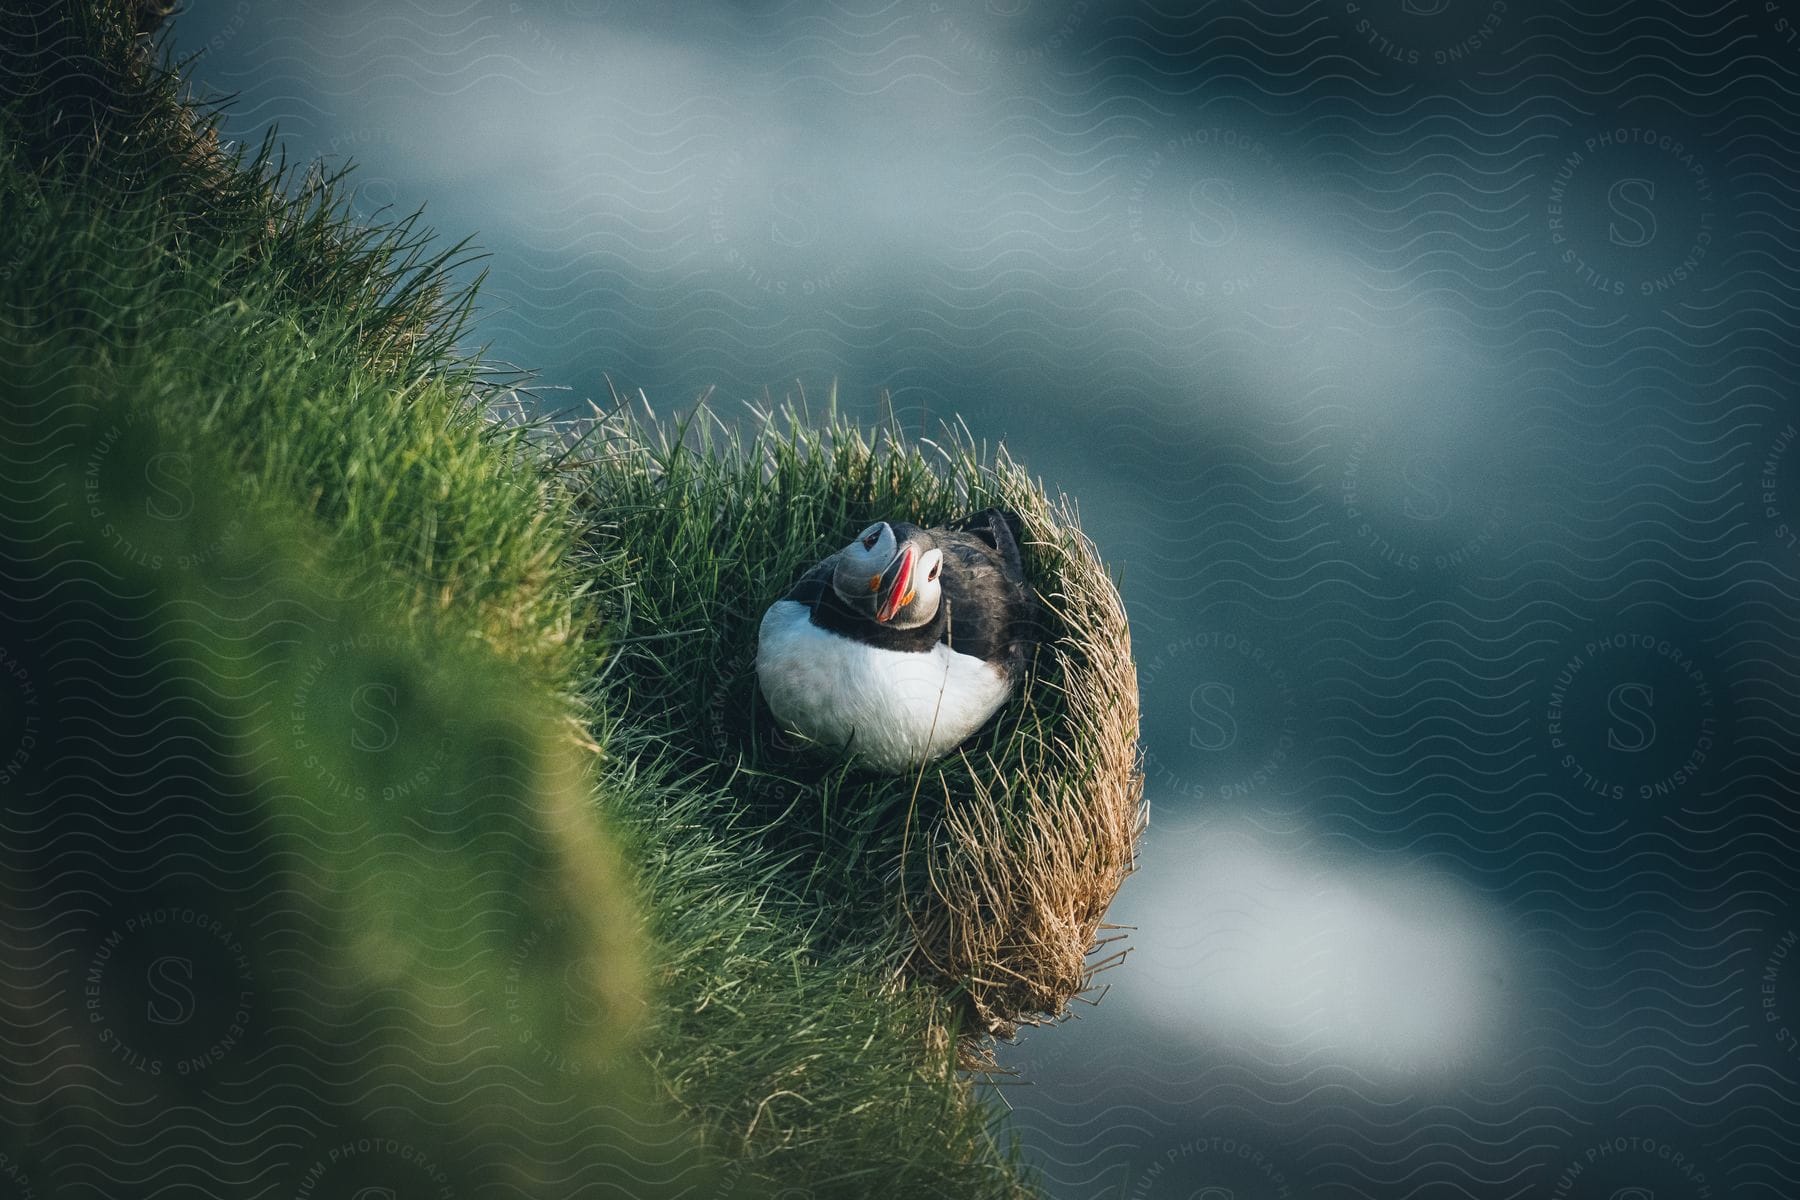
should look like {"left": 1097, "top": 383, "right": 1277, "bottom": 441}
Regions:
{"left": 1, "top": 0, "right": 482, "bottom": 384}
{"left": 568, "top": 396, "right": 1146, "bottom": 1051}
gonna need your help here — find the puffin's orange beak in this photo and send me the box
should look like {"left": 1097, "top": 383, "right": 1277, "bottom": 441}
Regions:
{"left": 873, "top": 546, "right": 916, "bottom": 623}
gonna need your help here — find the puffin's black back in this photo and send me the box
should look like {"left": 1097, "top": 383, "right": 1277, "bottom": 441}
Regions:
{"left": 936, "top": 508, "right": 1036, "bottom": 675}
{"left": 947, "top": 508, "right": 1025, "bottom": 577}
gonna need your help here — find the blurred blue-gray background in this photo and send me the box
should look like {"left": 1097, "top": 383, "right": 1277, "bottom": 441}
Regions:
{"left": 168, "top": 2, "right": 1800, "bottom": 1195}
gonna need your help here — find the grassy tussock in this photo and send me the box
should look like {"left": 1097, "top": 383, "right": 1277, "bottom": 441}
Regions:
{"left": 568, "top": 398, "right": 1146, "bottom": 1049}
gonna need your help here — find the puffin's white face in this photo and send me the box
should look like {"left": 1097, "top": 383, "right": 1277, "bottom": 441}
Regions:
{"left": 831, "top": 522, "right": 899, "bottom": 606}
{"left": 830, "top": 522, "right": 945, "bottom": 627}
{"left": 884, "top": 546, "right": 944, "bottom": 630}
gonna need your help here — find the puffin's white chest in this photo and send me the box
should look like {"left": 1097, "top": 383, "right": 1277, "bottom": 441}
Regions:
{"left": 755, "top": 600, "right": 1013, "bottom": 772}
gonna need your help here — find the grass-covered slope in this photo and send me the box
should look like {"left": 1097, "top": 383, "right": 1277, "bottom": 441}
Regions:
{"left": 2, "top": 4, "right": 1141, "bottom": 1197}
{"left": 2, "top": 7, "right": 699, "bottom": 1192}
{"left": 0, "top": 406, "right": 683, "bottom": 1195}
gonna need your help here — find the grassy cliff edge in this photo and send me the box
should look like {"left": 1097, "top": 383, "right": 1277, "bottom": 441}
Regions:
{"left": 1, "top": 5, "right": 1141, "bottom": 1197}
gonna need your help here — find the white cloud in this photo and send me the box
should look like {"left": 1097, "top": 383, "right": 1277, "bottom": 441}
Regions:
{"left": 1111, "top": 815, "right": 1522, "bottom": 1083}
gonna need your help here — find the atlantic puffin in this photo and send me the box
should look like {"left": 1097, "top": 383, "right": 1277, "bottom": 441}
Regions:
{"left": 755, "top": 508, "right": 1037, "bottom": 772}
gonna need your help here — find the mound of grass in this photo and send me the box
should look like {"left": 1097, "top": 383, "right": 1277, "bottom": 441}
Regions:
{"left": 569, "top": 400, "right": 1146, "bottom": 1048}
{"left": 4, "top": 5, "right": 1086, "bottom": 1197}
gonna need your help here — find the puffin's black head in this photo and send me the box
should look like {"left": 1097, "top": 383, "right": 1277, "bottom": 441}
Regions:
{"left": 830, "top": 521, "right": 945, "bottom": 628}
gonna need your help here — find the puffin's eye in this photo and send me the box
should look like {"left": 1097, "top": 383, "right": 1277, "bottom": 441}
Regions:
{"left": 926, "top": 561, "right": 940, "bottom": 582}
{"left": 862, "top": 532, "right": 880, "bottom": 551}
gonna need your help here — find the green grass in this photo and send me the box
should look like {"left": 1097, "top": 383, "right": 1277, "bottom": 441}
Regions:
{"left": 7, "top": 4, "right": 1101, "bottom": 1194}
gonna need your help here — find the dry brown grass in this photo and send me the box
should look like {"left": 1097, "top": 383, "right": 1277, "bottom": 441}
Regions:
{"left": 897, "top": 448, "right": 1147, "bottom": 1050}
